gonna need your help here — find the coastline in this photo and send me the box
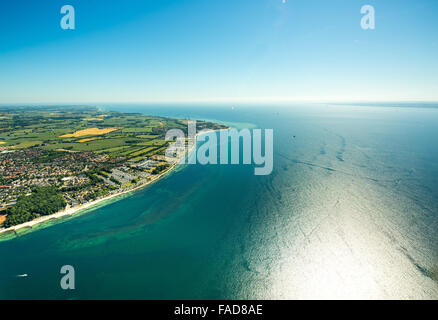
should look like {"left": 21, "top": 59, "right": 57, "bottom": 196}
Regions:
{"left": 0, "top": 128, "right": 224, "bottom": 238}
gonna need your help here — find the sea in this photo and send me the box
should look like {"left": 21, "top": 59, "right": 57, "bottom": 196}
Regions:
{"left": 0, "top": 103, "right": 437, "bottom": 299}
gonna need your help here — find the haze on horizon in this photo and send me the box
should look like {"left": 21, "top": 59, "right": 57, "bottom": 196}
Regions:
{"left": 0, "top": 0, "right": 437, "bottom": 104}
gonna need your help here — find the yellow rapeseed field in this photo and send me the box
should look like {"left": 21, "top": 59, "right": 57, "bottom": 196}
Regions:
{"left": 77, "top": 138, "right": 100, "bottom": 143}
{"left": 60, "top": 127, "right": 121, "bottom": 138}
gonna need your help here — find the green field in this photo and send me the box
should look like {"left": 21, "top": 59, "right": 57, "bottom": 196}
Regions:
{"left": 0, "top": 106, "right": 224, "bottom": 160}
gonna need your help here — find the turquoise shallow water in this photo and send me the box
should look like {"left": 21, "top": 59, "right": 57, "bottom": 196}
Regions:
{"left": 0, "top": 104, "right": 437, "bottom": 299}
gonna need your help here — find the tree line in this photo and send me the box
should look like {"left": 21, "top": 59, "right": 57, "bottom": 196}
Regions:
{"left": 1, "top": 186, "right": 66, "bottom": 228}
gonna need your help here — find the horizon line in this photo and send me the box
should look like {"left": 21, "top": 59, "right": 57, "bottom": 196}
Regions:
{"left": 1, "top": 99, "right": 438, "bottom": 106}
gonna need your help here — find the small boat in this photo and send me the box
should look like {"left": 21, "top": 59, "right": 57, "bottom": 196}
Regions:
{"left": 16, "top": 274, "right": 28, "bottom": 277}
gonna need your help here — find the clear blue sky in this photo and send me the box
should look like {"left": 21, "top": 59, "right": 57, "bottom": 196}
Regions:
{"left": 0, "top": 0, "right": 437, "bottom": 103}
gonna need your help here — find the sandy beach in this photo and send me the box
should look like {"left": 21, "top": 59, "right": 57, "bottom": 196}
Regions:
{"left": 0, "top": 129, "right": 223, "bottom": 236}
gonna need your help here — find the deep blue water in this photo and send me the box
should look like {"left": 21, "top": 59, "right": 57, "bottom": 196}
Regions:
{"left": 0, "top": 103, "right": 437, "bottom": 299}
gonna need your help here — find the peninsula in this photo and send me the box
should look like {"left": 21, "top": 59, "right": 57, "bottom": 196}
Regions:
{"left": 0, "top": 106, "right": 226, "bottom": 236}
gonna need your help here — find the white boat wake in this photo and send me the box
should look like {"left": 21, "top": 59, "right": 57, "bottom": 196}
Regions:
{"left": 16, "top": 274, "right": 28, "bottom": 278}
